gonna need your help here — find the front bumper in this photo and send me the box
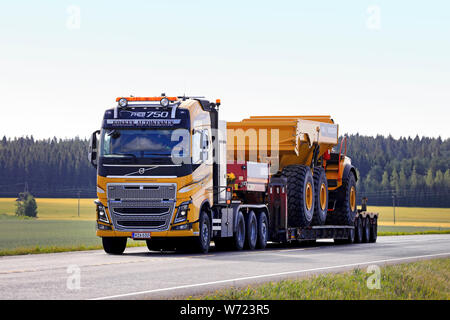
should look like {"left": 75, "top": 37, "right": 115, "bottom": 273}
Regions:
{"left": 96, "top": 228, "right": 198, "bottom": 238}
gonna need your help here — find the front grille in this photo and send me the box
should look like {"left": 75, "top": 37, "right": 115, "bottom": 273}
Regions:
{"left": 107, "top": 184, "right": 176, "bottom": 200}
{"left": 113, "top": 207, "right": 169, "bottom": 215}
{"left": 107, "top": 183, "right": 176, "bottom": 231}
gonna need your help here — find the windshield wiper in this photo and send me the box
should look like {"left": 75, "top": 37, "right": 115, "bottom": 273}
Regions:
{"left": 141, "top": 152, "right": 174, "bottom": 157}
{"left": 107, "top": 153, "right": 137, "bottom": 158}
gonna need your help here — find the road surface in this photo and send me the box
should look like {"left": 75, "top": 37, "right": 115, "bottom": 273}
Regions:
{"left": 0, "top": 234, "right": 449, "bottom": 300}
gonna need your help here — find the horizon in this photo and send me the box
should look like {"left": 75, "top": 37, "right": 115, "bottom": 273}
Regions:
{"left": 1, "top": 132, "right": 448, "bottom": 142}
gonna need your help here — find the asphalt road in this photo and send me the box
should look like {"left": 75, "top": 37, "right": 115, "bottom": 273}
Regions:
{"left": 0, "top": 234, "right": 449, "bottom": 300}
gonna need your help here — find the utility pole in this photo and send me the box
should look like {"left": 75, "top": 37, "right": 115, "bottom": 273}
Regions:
{"left": 392, "top": 191, "right": 396, "bottom": 225}
{"left": 77, "top": 190, "right": 81, "bottom": 218}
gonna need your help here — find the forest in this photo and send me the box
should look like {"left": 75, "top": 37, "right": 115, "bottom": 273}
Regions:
{"left": 0, "top": 134, "right": 449, "bottom": 207}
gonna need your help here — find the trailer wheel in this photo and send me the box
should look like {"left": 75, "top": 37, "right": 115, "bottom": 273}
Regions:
{"left": 327, "top": 172, "right": 357, "bottom": 226}
{"left": 233, "top": 211, "right": 246, "bottom": 251}
{"left": 354, "top": 216, "right": 363, "bottom": 243}
{"left": 369, "top": 218, "right": 378, "bottom": 243}
{"left": 362, "top": 216, "right": 370, "bottom": 243}
{"left": 256, "top": 211, "right": 268, "bottom": 249}
{"left": 312, "top": 167, "right": 328, "bottom": 226}
{"left": 281, "top": 165, "right": 314, "bottom": 228}
{"left": 102, "top": 237, "right": 127, "bottom": 255}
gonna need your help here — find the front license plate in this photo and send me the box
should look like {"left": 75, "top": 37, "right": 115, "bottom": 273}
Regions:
{"left": 132, "top": 232, "right": 151, "bottom": 239}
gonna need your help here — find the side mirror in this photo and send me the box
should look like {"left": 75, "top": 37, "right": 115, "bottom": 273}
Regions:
{"left": 201, "top": 131, "right": 209, "bottom": 149}
{"left": 88, "top": 130, "right": 100, "bottom": 168}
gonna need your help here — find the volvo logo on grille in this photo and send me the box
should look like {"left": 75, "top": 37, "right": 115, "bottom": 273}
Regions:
{"left": 138, "top": 168, "right": 145, "bottom": 174}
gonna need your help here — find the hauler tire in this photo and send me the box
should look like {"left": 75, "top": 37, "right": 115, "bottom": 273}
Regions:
{"left": 312, "top": 167, "right": 328, "bottom": 226}
{"left": 327, "top": 172, "right": 357, "bottom": 226}
{"left": 281, "top": 165, "right": 315, "bottom": 228}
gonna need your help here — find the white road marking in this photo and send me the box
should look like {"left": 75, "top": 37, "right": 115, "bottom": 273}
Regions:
{"left": 90, "top": 252, "right": 450, "bottom": 300}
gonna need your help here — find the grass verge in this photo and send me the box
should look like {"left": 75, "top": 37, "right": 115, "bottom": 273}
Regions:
{"left": 189, "top": 258, "right": 450, "bottom": 300}
{"left": 0, "top": 242, "right": 146, "bottom": 256}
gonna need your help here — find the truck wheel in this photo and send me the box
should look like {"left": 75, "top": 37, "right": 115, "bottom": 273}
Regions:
{"left": 256, "top": 211, "right": 268, "bottom": 249}
{"left": 233, "top": 211, "right": 246, "bottom": 251}
{"left": 245, "top": 211, "right": 258, "bottom": 250}
{"left": 362, "top": 216, "right": 370, "bottom": 243}
{"left": 102, "top": 237, "right": 127, "bottom": 255}
{"left": 327, "top": 172, "right": 357, "bottom": 226}
{"left": 354, "top": 216, "right": 363, "bottom": 243}
{"left": 369, "top": 218, "right": 378, "bottom": 243}
{"left": 281, "top": 165, "right": 314, "bottom": 228}
{"left": 194, "top": 211, "right": 211, "bottom": 254}
{"left": 312, "top": 167, "right": 328, "bottom": 226}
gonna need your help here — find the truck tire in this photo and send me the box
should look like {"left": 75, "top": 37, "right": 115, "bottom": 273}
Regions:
{"left": 362, "top": 216, "right": 370, "bottom": 243}
{"left": 245, "top": 211, "right": 258, "bottom": 250}
{"left": 369, "top": 218, "right": 378, "bottom": 243}
{"left": 281, "top": 165, "right": 315, "bottom": 228}
{"left": 312, "top": 167, "right": 328, "bottom": 226}
{"left": 256, "top": 211, "right": 268, "bottom": 249}
{"left": 102, "top": 237, "right": 127, "bottom": 255}
{"left": 233, "top": 211, "right": 246, "bottom": 251}
{"left": 327, "top": 172, "right": 357, "bottom": 226}
{"left": 194, "top": 211, "right": 211, "bottom": 254}
{"left": 354, "top": 216, "right": 363, "bottom": 243}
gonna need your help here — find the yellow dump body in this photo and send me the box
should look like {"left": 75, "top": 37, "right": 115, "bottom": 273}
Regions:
{"left": 226, "top": 115, "right": 339, "bottom": 174}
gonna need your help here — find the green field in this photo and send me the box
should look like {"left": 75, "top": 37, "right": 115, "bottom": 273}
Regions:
{"left": 190, "top": 258, "right": 450, "bottom": 300}
{"left": 0, "top": 214, "right": 100, "bottom": 253}
{"left": 0, "top": 198, "right": 96, "bottom": 220}
{"left": 0, "top": 198, "right": 449, "bottom": 255}
{"left": 371, "top": 206, "right": 450, "bottom": 228}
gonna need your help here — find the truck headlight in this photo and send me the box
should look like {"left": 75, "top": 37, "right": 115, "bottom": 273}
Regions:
{"left": 96, "top": 203, "right": 110, "bottom": 224}
{"left": 174, "top": 201, "right": 191, "bottom": 224}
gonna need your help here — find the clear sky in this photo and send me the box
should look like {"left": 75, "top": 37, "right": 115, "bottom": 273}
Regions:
{"left": 0, "top": 0, "right": 449, "bottom": 139}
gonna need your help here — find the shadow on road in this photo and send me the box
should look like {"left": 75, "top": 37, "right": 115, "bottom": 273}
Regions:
{"left": 123, "top": 239, "right": 338, "bottom": 259}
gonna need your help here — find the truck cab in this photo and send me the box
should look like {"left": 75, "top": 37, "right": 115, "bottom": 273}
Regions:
{"left": 89, "top": 96, "right": 226, "bottom": 254}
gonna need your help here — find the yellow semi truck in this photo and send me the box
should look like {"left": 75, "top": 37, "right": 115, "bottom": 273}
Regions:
{"left": 88, "top": 95, "right": 378, "bottom": 254}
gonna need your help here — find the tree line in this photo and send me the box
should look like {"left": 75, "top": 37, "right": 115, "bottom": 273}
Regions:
{"left": 345, "top": 134, "right": 450, "bottom": 207}
{"left": 0, "top": 134, "right": 448, "bottom": 207}
{"left": 0, "top": 136, "right": 96, "bottom": 197}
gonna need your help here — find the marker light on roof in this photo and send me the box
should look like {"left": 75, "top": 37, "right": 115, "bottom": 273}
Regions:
{"left": 160, "top": 97, "right": 170, "bottom": 107}
{"left": 118, "top": 98, "right": 128, "bottom": 108}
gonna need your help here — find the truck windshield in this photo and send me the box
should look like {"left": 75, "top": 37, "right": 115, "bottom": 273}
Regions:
{"left": 100, "top": 129, "right": 188, "bottom": 159}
